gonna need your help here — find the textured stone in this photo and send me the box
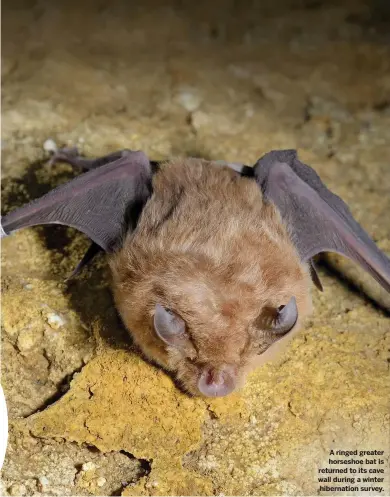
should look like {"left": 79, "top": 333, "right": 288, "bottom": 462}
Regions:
{"left": 1, "top": 0, "right": 389, "bottom": 495}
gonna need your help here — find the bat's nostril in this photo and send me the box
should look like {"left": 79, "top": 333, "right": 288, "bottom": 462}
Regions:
{"left": 198, "top": 365, "right": 237, "bottom": 397}
{"left": 205, "top": 368, "right": 222, "bottom": 386}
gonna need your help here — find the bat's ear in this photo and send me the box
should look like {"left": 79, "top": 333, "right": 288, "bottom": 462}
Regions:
{"left": 253, "top": 150, "right": 390, "bottom": 293}
{"left": 1, "top": 150, "right": 153, "bottom": 253}
{"left": 153, "top": 304, "right": 188, "bottom": 348}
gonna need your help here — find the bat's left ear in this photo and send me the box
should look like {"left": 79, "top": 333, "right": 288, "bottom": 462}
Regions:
{"left": 253, "top": 150, "right": 390, "bottom": 293}
{"left": 153, "top": 304, "right": 188, "bottom": 348}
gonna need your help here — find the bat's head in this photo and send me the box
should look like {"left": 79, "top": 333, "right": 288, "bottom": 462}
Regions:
{"left": 109, "top": 231, "right": 312, "bottom": 398}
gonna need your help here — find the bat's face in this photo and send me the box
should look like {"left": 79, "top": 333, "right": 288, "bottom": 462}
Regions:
{"left": 109, "top": 230, "right": 312, "bottom": 398}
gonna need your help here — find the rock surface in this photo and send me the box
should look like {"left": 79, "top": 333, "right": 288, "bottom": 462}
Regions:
{"left": 1, "top": 0, "right": 389, "bottom": 495}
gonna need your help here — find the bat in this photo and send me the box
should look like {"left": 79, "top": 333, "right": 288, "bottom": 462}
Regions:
{"left": 2, "top": 148, "right": 390, "bottom": 397}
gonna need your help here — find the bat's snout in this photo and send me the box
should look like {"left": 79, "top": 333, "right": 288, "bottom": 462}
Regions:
{"left": 197, "top": 364, "right": 237, "bottom": 397}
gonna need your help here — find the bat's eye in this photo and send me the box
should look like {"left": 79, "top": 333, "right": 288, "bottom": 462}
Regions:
{"left": 153, "top": 303, "right": 186, "bottom": 346}
{"left": 270, "top": 296, "right": 298, "bottom": 335}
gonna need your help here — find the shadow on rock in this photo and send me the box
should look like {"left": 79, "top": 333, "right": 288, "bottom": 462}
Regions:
{"left": 317, "top": 256, "right": 390, "bottom": 317}
{"left": 1, "top": 157, "right": 134, "bottom": 351}
{"left": 1, "top": 157, "right": 76, "bottom": 214}
{"left": 64, "top": 259, "right": 134, "bottom": 350}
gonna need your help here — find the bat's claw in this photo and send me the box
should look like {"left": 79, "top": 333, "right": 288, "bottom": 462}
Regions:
{"left": 47, "top": 147, "right": 80, "bottom": 167}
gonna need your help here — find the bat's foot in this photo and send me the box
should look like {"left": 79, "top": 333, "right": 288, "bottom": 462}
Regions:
{"left": 66, "top": 242, "right": 102, "bottom": 280}
{"left": 48, "top": 148, "right": 134, "bottom": 171}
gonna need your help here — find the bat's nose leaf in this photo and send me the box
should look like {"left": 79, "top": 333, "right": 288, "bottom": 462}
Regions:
{"left": 198, "top": 365, "right": 237, "bottom": 397}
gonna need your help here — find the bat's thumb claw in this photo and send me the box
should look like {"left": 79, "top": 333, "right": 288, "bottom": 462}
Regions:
{"left": 47, "top": 147, "right": 80, "bottom": 166}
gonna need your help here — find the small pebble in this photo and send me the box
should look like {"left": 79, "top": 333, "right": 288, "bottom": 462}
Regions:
{"left": 96, "top": 477, "right": 106, "bottom": 487}
{"left": 8, "top": 483, "right": 27, "bottom": 496}
{"left": 43, "top": 138, "right": 58, "bottom": 153}
{"left": 190, "top": 110, "right": 210, "bottom": 131}
{"left": 47, "top": 313, "right": 65, "bottom": 329}
{"left": 245, "top": 105, "right": 254, "bottom": 118}
{"left": 38, "top": 476, "right": 49, "bottom": 490}
{"left": 175, "top": 87, "right": 202, "bottom": 112}
{"left": 17, "top": 328, "right": 40, "bottom": 352}
{"left": 82, "top": 461, "right": 96, "bottom": 472}
{"left": 228, "top": 64, "right": 251, "bottom": 79}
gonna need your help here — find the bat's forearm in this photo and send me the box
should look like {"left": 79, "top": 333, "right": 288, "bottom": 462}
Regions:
{"left": 49, "top": 147, "right": 134, "bottom": 170}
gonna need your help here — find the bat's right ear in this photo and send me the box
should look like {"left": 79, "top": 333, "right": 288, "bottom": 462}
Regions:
{"left": 1, "top": 150, "right": 153, "bottom": 252}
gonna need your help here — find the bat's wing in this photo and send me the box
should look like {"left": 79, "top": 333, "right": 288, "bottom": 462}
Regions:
{"left": 254, "top": 149, "right": 390, "bottom": 293}
{"left": 1, "top": 150, "right": 153, "bottom": 253}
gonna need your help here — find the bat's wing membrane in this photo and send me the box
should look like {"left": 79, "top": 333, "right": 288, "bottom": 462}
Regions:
{"left": 1, "top": 150, "right": 153, "bottom": 252}
{"left": 254, "top": 150, "right": 390, "bottom": 292}
{"left": 4, "top": 146, "right": 389, "bottom": 291}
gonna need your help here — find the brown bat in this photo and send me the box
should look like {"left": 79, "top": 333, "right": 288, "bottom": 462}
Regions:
{"left": 2, "top": 148, "right": 390, "bottom": 397}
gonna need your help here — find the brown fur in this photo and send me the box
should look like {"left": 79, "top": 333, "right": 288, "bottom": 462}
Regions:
{"left": 109, "top": 158, "right": 312, "bottom": 396}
